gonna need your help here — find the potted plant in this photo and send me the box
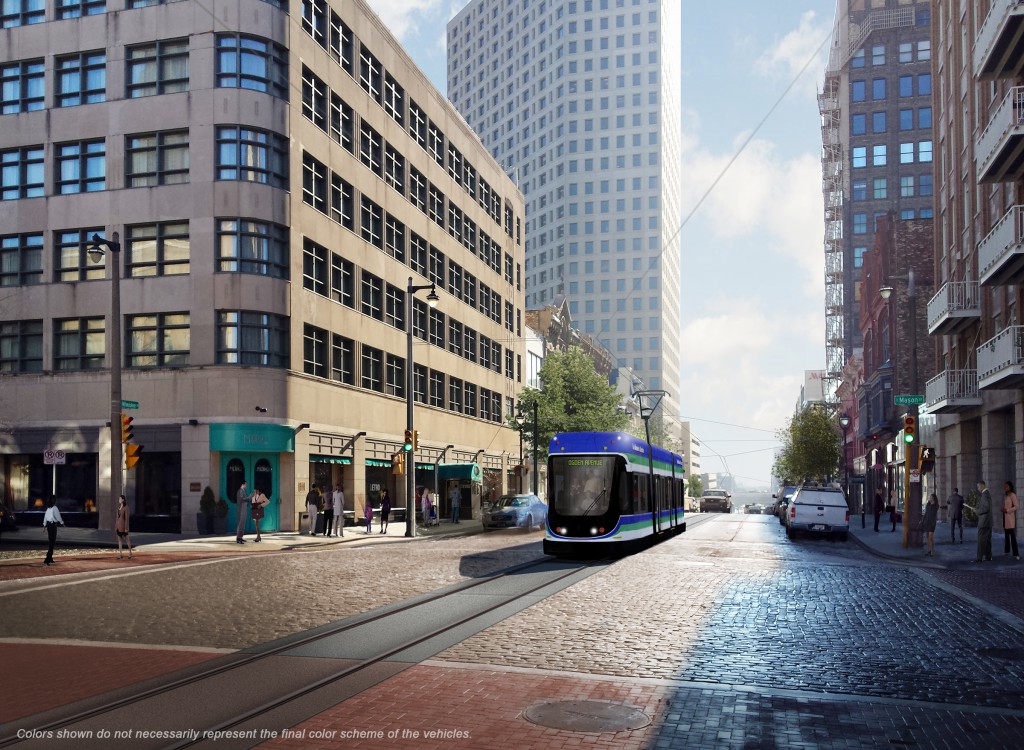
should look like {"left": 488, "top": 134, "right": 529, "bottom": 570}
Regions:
{"left": 197, "top": 486, "right": 226, "bottom": 534}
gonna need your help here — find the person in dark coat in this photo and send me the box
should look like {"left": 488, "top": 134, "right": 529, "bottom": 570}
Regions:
{"left": 974, "top": 481, "right": 993, "bottom": 562}
{"left": 923, "top": 493, "right": 939, "bottom": 556}
{"left": 379, "top": 489, "right": 391, "bottom": 534}
{"left": 873, "top": 491, "right": 884, "bottom": 532}
{"left": 235, "top": 480, "right": 253, "bottom": 544}
{"left": 948, "top": 488, "right": 964, "bottom": 543}
{"left": 115, "top": 494, "right": 132, "bottom": 560}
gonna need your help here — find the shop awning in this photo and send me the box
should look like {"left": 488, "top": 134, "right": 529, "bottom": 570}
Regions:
{"left": 310, "top": 455, "right": 352, "bottom": 465}
{"left": 437, "top": 462, "right": 482, "bottom": 480}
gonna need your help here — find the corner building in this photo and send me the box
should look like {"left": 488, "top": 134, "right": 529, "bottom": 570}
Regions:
{"left": 445, "top": 0, "right": 683, "bottom": 434}
{"left": 0, "top": 0, "right": 526, "bottom": 533}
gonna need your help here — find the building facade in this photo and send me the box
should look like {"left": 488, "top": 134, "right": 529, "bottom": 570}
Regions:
{"left": 0, "top": 0, "right": 526, "bottom": 533}
{"left": 927, "top": 0, "right": 1023, "bottom": 515}
{"left": 445, "top": 0, "right": 683, "bottom": 437}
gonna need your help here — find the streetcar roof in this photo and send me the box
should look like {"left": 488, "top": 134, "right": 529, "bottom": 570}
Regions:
{"left": 548, "top": 432, "right": 684, "bottom": 471}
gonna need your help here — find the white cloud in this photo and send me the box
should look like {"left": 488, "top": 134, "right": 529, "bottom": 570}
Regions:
{"left": 367, "top": 0, "right": 447, "bottom": 42}
{"left": 755, "top": 10, "right": 832, "bottom": 97}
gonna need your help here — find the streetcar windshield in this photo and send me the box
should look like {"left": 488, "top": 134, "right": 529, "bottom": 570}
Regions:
{"left": 549, "top": 456, "right": 618, "bottom": 516}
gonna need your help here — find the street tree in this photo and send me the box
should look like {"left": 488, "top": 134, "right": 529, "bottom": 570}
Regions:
{"left": 687, "top": 475, "right": 703, "bottom": 499}
{"left": 513, "top": 346, "right": 629, "bottom": 464}
{"left": 772, "top": 405, "right": 841, "bottom": 485}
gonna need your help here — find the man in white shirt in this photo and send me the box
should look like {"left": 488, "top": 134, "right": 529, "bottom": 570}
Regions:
{"left": 332, "top": 485, "right": 345, "bottom": 537}
{"left": 42, "top": 496, "right": 64, "bottom": 566}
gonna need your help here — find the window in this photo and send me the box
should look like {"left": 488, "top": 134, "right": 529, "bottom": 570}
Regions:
{"left": 918, "top": 107, "right": 931, "bottom": 129}
{"left": 54, "top": 317, "right": 105, "bottom": 370}
{"left": 899, "top": 76, "right": 913, "bottom": 97}
{"left": 872, "top": 145, "right": 886, "bottom": 166}
{"left": 216, "top": 34, "right": 287, "bottom": 100}
{"left": 301, "top": 66, "right": 327, "bottom": 131}
{"left": 919, "top": 173, "right": 933, "bottom": 196}
{"left": 385, "top": 354, "right": 404, "bottom": 397}
{"left": 56, "top": 0, "right": 105, "bottom": 18}
{"left": 361, "top": 272, "right": 383, "bottom": 320}
{"left": 330, "top": 93, "right": 354, "bottom": 152}
{"left": 54, "top": 228, "right": 105, "bottom": 282}
{"left": 359, "top": 44, "right": 382, "bottom": 104}
{"left": 361, "top": 345, "right": 383, "bottom": 392}
{"left": 126, "top": 130, "right": 189, "bottom": 186}
{"left": 126, "top": 39, "right": 188, "bottom": 98}
{"left": 216, "top": 310, "right": 288, "bottom": 367}
{"left": 900, "top": 209, "right": 915, "bottom": 220}
{"left": 873, "top": 178, "right": 887, "bottom": 199}
{"left": 900, "top": 175, "right": 915, "bottom": 197}
{"left": 55, "top": 140, "right": 105, "bottom": 194}
{"left": 448, "top": 319, "right": 463, "bottom": 357}
{"left": 918, "top": 140, "right": 932, "bottom": 162}
{"left": 872, "top": 111, "right": 885, "bottom": 133}
{"left": 359, "top": 121, "right": 383, "bottom": 177}
{"left": 127, "top": 221, "right": 189, "bottom": 277}
{"left": 331, "top": 253, "right": 354, "bottom": 307}
{"left": 851, "top": 113, "right": 866, "bottom": 135}
{"left": 302, "top": 151, "right": 327, "bottom": 213}
{"left": 853, "top": 213, "right": 867, "bottom": 234}
{"left": 851, "top": 49, "right": 865, "bottom": 68}
{"left": 899, "top": 42, "right": 912, "bottom": 64}
{"left": 384, "top": 143, "right": 404, "bottom": 192}
{"left": 429, "top": 308, "right": 444, "bottom": 347}
{"left": 303, "top": 324, "right": 328, "bottom": 378}
{"left": 56, "top": 51, "right": 105, "bottom": 106}
{"left": 853, "top": 247, "right": 867, "bottom": 268}
{"left": 127, "top": 312, "right": 190, "bottom": 367}
{"left": 1, "top": 145, "right": 44, "bottom": 199}
{"left": 1, "top": 232, "right": 42, "bottom": 286}
{"left": 216, "top": 219, "right": 288, "bottom": 278}
{"left": 852, "top": 146, "right": 866, "bottom": 168}
{"left": 917, "top": 41, "right": 930, "bottom": 61}
{"left": 331, "top": 334, "right": 354, "bottom": 385}
{"left": 1, "top": 0, "right": 44, "bottom": 28}
{"left": 0, "top": 320, "right": 42, "bottom": 372}
{"left": 429, "top": 370, "right": 444, "bottom": 408}
{"left": 900, "top": 142, "right": 914, "bottom": 164}
{"left": 899, "top": 109, "right": 913, "bottom": 130}
{"left": 360, "top": 196, "right": 383, "bottom": 248}
{"left": 383, "top": 71, "right": 404, "bottom": 125}
{"left": 384, "top": 214, "right": 405, "bottom": 261}
{"left": 448, "top": 376, "right": 463, "bottom": 413}
{"left": 1, "top": 59, "right": 44, "bottom": 113}
{"left": 852, "top": 179, "right": 867, "bottom": 201}
{"left": 385, "top": 283, "right": 404, "bottom": 329}
{"left": 216, "top": 126, "right": 287, "bottom": 187}
{"left": 872, "top": 78, "right": 885, "bottom": 100}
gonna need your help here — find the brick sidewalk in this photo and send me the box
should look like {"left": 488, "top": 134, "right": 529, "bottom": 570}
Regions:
{"left": 0, "top": 551, "right": 251, "bottom": 582}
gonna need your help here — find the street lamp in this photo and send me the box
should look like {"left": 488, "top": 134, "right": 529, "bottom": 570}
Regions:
{"left": 880, "top": 269, "right": 921, "bottom": 548}
{"left": 634, "top": 389, "right": 668, "bottom": 533}
{"left": 838, "top": 413, "right": 855, "bottom": 527}
{"left": 405, "top": 277, "right": 439, "bottom": 537}
{"left": 532, "top": 399, "right": 539, "bottom": 495}
{"left": 514, "top": 404, "right": 526, "bottom": 493}
{"left": 86, "top": 232, "right": 121, "bottom": 532}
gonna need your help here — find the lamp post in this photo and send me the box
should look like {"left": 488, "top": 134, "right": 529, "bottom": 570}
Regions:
{"left": 532, "top": 400, "right": 539, "bottom": 496}
{"left": 87, "top": 232, "right": 121, "bottom": 532}
{"left": 839, "top": 413, "right": 855, "bottom": 527}
{"left": 634, "top": 389, "right": 668, "bottom": 533}
{"left": 405, "top": 277, "right": 439, "bottom": 537}
{"left": 514, "top": 404, "right": 526, "bottom": 493}
{"left": 880, "top": 268, "right": 921, "bottom": 548}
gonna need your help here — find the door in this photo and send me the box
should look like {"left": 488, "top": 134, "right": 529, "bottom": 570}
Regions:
{"left": 223, "top": 454, "right": 280, "bottom": 533}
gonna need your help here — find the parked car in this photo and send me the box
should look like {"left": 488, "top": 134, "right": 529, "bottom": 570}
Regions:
{"left": 482, "top": 493, "right": 547, "bottom": 531}
{"left": 773, "top": 486, "right": 797, "bottom": 526}
{"left": 786, "top": 485, "right": 850, "bottom": 541}
{"left": 743, "top": 503, "right": 764, "bottom": 514}
{"left": 700, "top": 489, "right": 732, "bottom": 513}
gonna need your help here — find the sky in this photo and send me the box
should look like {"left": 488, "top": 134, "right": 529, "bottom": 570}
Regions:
{"left": 364, "top": 0, "right": 838, "bottom": 489}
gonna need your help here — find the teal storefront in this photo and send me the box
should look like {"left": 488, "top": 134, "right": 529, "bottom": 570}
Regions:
{"left": 211, "top": 424, "right": 294, "bottom": 534}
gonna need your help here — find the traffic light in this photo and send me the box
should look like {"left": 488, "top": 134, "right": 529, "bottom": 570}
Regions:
{"left": 403, "top": 429, "right": 414, "bottom": 452}
{"left": 902, "top": 414, "right": 916, "bottom": 444}
{"left": 125, "top": 443, "right": 144, "bottom": 470}
{"left": 413, "top": 430, "right": 419, "bottom": 451}
{"left": 919, "top": 445, "right": 935, "bottom": 474}
{"left": 120, "top": 412, "right": 134, "bottom": 443}
{"left": 391, "top": 451, "right": 405, "bottom": 475}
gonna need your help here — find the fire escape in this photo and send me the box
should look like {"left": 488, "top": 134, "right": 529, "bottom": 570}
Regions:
{"left": 819, "top": 70, "right": 844, "bottom": 402}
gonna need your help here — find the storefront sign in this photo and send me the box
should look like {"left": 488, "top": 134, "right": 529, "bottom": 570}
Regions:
{"left": 210, "top": 424, "right": 296, "bottom": 453}
{"left": 190, "top": 482, "right": 201, "bottom": 492}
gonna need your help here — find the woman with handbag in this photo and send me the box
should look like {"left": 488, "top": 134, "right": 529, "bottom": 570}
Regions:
{"left": 251, "top": 488, "right": 269, "bottom": 543}
{"left": 115, "top": 495, "right": 132, "bottom": 560}
{"left": 1004, "top": 481, "right": 1019, "bottom": 561}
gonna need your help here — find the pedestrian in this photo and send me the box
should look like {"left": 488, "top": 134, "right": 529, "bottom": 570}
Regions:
{"left": 449, "top": 484, "right": 461, "bottom": 524}
{"left": 323, "top": 485, "right": 335, "bottom": 537}
{"left": 42, "top": 496, "right": 63, "bottom": 566}
{"left": 421, "top": 487, "right": 432, "bottom": 526}
{"left": 364, "top": 498, "right": 373, "bottom": 533}
{"left": 251, "top": 487, "right": 269, "bottom": 542}
{"left": 115, "top": 494, "right": 132, "bottom": 560}
{"left": 305, "top": 484, "right": 320, "bottom": 536}
{"left": 948, "top": 487, "right": 964, "bottom": 543}
{"left": 1003, "top": 481, "right": 1019, "bottom": 561}
{"left": 872, "top": 490, "right": 884, "bottom": 532}
{"left": 888, "top": 490, "right": 898, "bottom": 532}
{"left": 974, "top": 481, "right": 993, "bottom": 562}
{"left": 333, "top": 484, "right": 345, "bottom": 537}
{"left": 379, "top": 489, "right": 391, "bottom": 534}
{"left": 923, "top": 492, "right": 938, "bottom": 556}
{"left": 235, "top": 480, "right": 253, "bottom": 544}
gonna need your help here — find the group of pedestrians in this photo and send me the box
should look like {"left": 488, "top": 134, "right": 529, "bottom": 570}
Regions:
{"left": 234, "top": 480, "right": 269, "bottom": 544}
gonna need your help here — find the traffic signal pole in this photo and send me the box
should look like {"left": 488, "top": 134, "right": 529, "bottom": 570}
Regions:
{"left": 903, "top": 269, "right": 921, "bottom": 548}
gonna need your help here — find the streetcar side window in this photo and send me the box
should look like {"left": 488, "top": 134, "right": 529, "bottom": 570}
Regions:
{"left": 618, "top": 469, "right": 631, "bottom": 514}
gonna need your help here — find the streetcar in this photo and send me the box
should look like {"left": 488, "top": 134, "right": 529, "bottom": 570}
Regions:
{"left": 544, "top": 431, "right": 686, "bottom": 557}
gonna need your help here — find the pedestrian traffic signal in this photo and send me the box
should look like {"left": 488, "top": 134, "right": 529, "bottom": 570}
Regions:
{"left": 125, "top": 443, "right": 144, "bottom": 469}
{"left": 902, "top": 414, "right": 916, "bottom": 444}
{"left": 403, "top": 429, "right": 413, "bottom": 452}
{"left": 919, "top": 445, "right": 935, "bottom": 474}
{"left": 120, "top": 412, "right": 134, "bottom": 443}
{"left": 391, "top": 451, "right": 404, "bottom": 475}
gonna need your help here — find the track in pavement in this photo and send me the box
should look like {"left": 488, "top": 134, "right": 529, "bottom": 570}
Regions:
{"left": 1, "top": 554, "right": 611, "bottom": 750}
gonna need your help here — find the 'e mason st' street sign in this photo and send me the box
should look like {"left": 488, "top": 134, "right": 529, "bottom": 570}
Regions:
{"left": 893, "top": 395, "right": 924, "bottom": 406}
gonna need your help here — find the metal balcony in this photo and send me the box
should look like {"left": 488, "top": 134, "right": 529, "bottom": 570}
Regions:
{"left": 926, "top": 281, "right": 980, "bottom": 335}
{"left": 924, "top": 370, "right": 982, "bottom": 413}
{"left": 978, "top": 204, "right": 1024, "bottom": 285}
{"left": 978, "top": 325, "right": 1024, "bottom": 390}
{"left": 975, "top": 0, "right": 1024, "bottom": 80}
{"left": 977, "top": 87, "right": 1024, "bottom": 183}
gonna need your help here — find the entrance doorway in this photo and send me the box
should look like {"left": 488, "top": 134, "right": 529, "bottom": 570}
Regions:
{"left": 223, "top": 454, "right": 280, "bottom": 533}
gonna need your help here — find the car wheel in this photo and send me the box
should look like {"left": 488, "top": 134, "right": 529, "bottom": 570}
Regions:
{"left": 839, "top": 532, "right": 848, "bottom": 542}
{"left": 524, "top": 514, "right": 533, "bottom": 531}
{"left": 786, "top": 526, "right": 794, "bottom": 539}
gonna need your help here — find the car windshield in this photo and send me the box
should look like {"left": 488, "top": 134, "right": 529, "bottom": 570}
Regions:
{"left": 496, "top": 496, "right": 529, "bottom": 508}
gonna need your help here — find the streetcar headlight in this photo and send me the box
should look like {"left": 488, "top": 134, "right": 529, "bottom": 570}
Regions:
{"left": 590, "top": 527, "right": 598, "bottom": 536}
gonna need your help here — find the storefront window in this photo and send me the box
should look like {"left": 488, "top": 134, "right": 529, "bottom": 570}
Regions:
{"left": 133, "top": 451, "right": 181, "bottom": 516}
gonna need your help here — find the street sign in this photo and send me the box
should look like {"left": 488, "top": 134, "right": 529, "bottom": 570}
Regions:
{"left": 43, "top": 449, "right": 66, "bottom": 465}
{"left": 909, "top": 470, "right": 921, "bottom": 483}
{"left": 894, "top": 394, "right": 924, "bottom": 405}
{"left": 121, "top": 399, "right": 139, "bottom": 409}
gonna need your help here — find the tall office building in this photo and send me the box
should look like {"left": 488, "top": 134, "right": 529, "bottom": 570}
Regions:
{"left": 0, "top": 0, "right": 525, "bottom": 532}
{"left": 446, "top": 0, "right": 683, "bottom": 438}
{"left": 820, "top": 0, "right": 935, "bottom": 399}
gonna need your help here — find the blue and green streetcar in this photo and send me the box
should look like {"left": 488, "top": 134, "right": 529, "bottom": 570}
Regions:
{"left": 545, "top": 432, "right": 686, "bottom": 557}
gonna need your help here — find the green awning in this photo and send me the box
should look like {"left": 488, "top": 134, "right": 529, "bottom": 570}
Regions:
{"left": 438, "top": 463, "right": 482, "bottom": 480}
{"left": 310, "top": 455, "right": 352, "bottom": 465}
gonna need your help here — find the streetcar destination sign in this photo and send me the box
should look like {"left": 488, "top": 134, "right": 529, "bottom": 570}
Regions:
{"left": 893, "top": 395, "right": 924, "bottom": 405}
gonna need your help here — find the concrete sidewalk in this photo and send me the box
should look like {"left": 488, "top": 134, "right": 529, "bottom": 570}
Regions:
{"left": 846, "top": 513, "right": 1021, "bottom": 567}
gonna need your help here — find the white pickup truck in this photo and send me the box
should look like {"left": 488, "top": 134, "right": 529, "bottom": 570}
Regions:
{"left": 785, "top": 486, "right": 849, "bottom": 541}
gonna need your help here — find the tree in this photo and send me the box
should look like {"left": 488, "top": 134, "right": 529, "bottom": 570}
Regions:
{"left": 772, "top": 406, "right": 841, "bottom": 485}
{"left": 687, "top": 475, "right": 703, "bottom": 499}
{"left": 513, "top": 346, "right": 630, "bottom": 463}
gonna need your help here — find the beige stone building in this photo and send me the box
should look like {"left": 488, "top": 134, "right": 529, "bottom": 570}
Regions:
{"left": 0, "top": 0, "right": 526, "bottom": 534}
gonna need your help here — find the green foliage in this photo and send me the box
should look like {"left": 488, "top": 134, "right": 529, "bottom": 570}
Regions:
{"left": 513, "top": 346, "right": 630, "bottom": 464}
{"left": 199, "top": 486, "right": 217, "bottom": 516}
{"left": 687, "top": 475, "right": 704, "bottom": 499}
{"left": 772, "top": 406, "right": 841, "bottom": 485}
